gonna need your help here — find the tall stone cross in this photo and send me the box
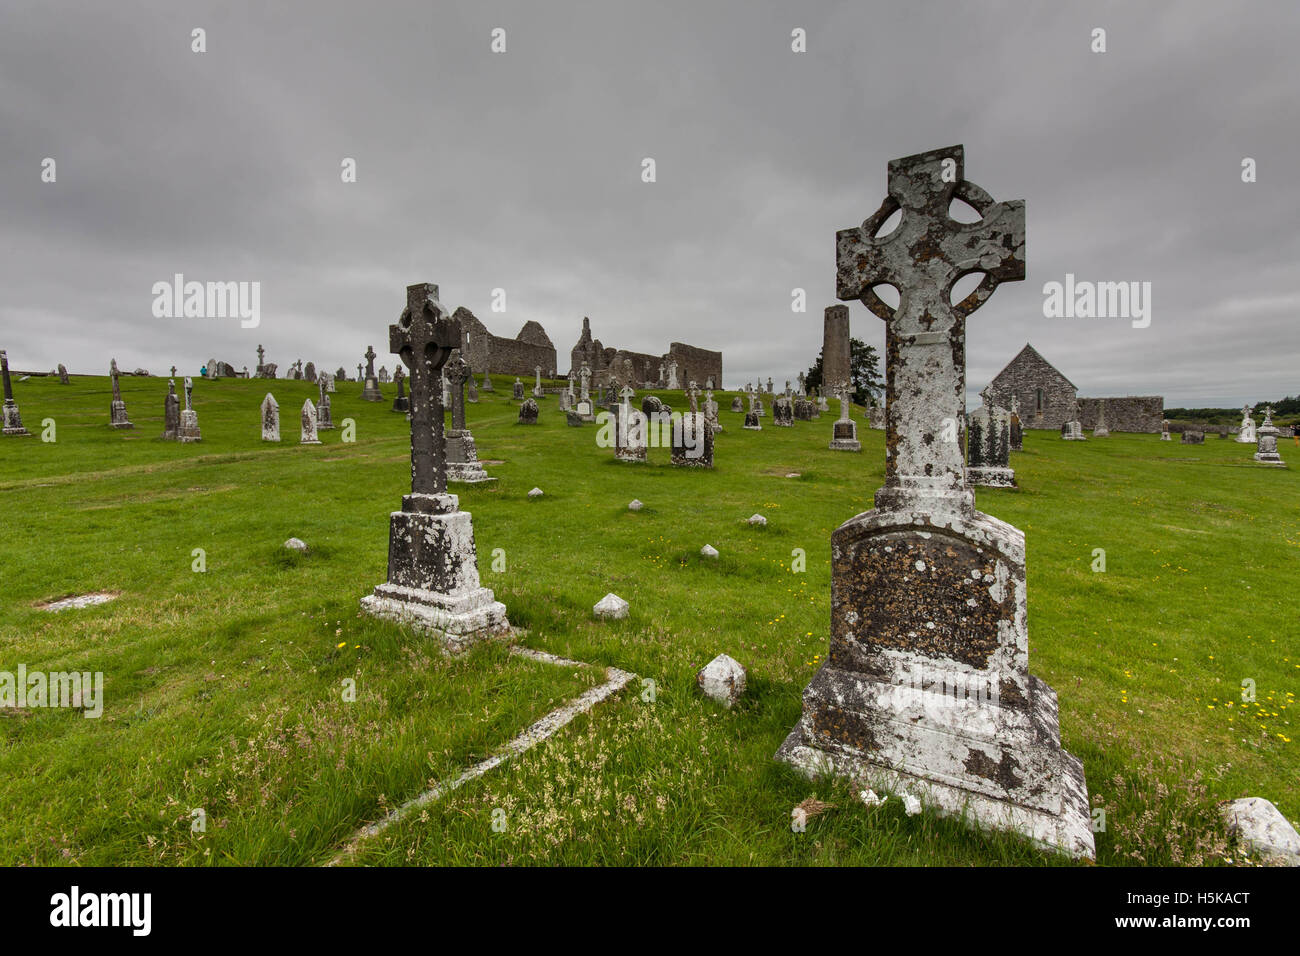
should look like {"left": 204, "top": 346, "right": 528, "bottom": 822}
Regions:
{"left": 1, "top": 350, "right": 14, "bottom": 402}
{"left": 446, "top": 353, "right": 470, "bottom": 431}
{"left": 391, "top": 284, "right": 461, "bottom": 500}
{"left": 835, "top": 144, "right": 1024, "bottom": 513}
{"left": 619, "top": 385, "right": 636, "bottom": 411}
{"left": 579, "top": 363, "right": 591, "bottom": 400}
{"left": 364, "top": 346, "right": 377, "bottom": 379}
{"left": 257, "top": 345, "right": 265, "bottom": 369}
{"left": 110, "top": 359, "right": 123, "bottom": 402}
{"left": 688, "top": 381, "right": 700, "bottom": 414}
{"left": 183, "top": 376, "right": 194, "bottom": 411}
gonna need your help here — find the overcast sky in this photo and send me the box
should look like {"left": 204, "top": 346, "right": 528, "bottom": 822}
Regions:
{"left": 1, "top": 1, "right": 1296, "bottom": 407}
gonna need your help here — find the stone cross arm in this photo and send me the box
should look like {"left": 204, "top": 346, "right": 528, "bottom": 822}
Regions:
{"left": 836, "top": 144, "right": 1024, "bottom": 333}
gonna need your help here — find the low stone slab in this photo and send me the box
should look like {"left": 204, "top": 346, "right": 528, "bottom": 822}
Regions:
{"left": 593, "top": 593, "right": 628, "bottom": 620}
{"left": 696, "top": 653, "right": 746, "bottom": 707}
{"left": 1221, "top": 797, "right": 1300, "bottom": 865}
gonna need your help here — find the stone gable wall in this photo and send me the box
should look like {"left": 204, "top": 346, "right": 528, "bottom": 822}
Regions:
{"left": 985, "top": 349, "right": 1076, "bottom": 430}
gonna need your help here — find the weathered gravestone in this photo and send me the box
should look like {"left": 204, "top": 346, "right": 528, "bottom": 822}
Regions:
{"left": 1160, "top": 418, "right": 1171, "bottom": 441}
{"left": 1092, "top": 399, "right": 1110, "bottom": 438}
{"left": 1, "top": 350, "right": 31, "bottom": 436}
{"left": 304, "top": 361, "right": 317, "bottom": 384}
{"left": 57, "top": 364, "right": 70, "bottom": 385}
{"left": 794, "top": 397, "right": 818, "bottom": 421}
{"left": 671, "top": 384, "right": 714, "bottom": 468}
{"left": 261, "top": 393, "right": 280, "bottom": 442}
{"left": 614, "top": 386, "right": 647, "bottom": 462}
{"left": 444, "top": 353, "right": 493, "bottom": 484}
{"left": 743, "top": 387, "right": 761, "bottom": 430}
{"left": 1009, "top": 394, "right": 1023, "bottom": 451}
{"left": 359, "top": 283, "right": 510, "bottom": 651}
{"left": 335, "top": 367, "right": 348, "bottom": 384}
{"left": 361, "top": 346, "right": 384, "bottom": 401}
{"left": 518, "top": 398, "right": 539, "bottom": 424}
{"left": 1254, "top": 407, "right": 1284, "bottom": 465}
{"left": 108, "top": 359, "right": 133, "bottom": 429}
{"left": 1181, "top": 429, "right": 1204, "bottom": 444}
{"left": 324, "top": 370, "right": 335, "bottom": 393}
{"left": 705, "top": 389, "right": 722, "bottom": 433}
{"left": 1237, "top": 405, "right": 1257, "bottom": 443}
{"left": 730, "top": 395, "right": 743, "bottom": 413}
{"left": 772, "top": 396, "right": 794, "bottom": 427}
{"left": 1061, "top": 400, "right": 1086, "bottom": 441}
{"left": 392, "top": 366, "right": 410, "bottom": 413}
{"left": 533, "top": 366, "right": 544, "bottom": 399}
{"left": 967, "top": 394, "right": 1015, "bottom": 487}
{"left": 828, "top": 381, "right": 860, "bottom": 452}
{"left": 300, "top": 399, "right": 321, "bottom": 445}
{"left": 480, "top": 367, "right": 494, "bottom": 392}
{"left": 512, "top": 378, "right": 524, "bottom": 400}
{"left": 379, "top": 365, "right": 390, "bottom": 384}
{"left": 317, "top": 378, "right": 335, "bottom": 430}
{"left": 177, "top": 377, "right": 202, "bottom": 443}
{"left": 467, "top": 374, "right": 479, "bottom": 403}
{"left": 776, "top": 145, "right": 1093, "bottom": 859}
{"left": 161, "top": 380, "right": 180, "bottom": 440}
{"left": 256, "top": 345, "right": 266, "bottom": 377}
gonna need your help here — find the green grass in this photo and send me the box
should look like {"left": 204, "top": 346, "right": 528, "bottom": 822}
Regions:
{"left": 0, "top": 373, "right": 1295, "bottom": 866}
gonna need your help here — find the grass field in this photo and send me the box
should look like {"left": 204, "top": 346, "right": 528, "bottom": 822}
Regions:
{"left": 0, "top": 372, "right": 1295, "bottom": 866}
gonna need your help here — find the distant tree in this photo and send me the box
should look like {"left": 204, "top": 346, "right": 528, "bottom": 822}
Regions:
{"left": 805, "top": 337, "right": 883, "bottom": 407}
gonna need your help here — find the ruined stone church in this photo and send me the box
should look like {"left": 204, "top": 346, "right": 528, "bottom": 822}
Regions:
{"left": 984, "top": 343, "right": 1162, "bottom": 433}
{"left": 569, "top": 316, "right": 722, "bottom": 388}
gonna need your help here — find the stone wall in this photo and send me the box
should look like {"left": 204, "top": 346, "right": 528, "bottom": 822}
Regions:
{"left": 667, "top": 342, "right": 723, "bottom": 390}
{"left": 1077, "top": 396, "right": 1163, "bottom": 433}
{"left": 453, "top": 307, "right": 557, "bottom": 378}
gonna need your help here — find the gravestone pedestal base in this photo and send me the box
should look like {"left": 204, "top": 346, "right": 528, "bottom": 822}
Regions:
{"left": 360, "top": 494, "right": 510, "bottom": 653}
{"left": 968, "top": 466, "right": 1016, "bottom": 488}
{"left": 362, "top": 376, "right": 383, "bottom": 402}
{"left": 1061, "top": 421, "right": 1086, "bottom": 441}
{"left": 775, "top": 506, "right": 1095, "bottom": 860}
{"left": 829, "top": 419, "right": 860, "bottom": 452}
{"left": 110, "top": 400, "right": 133, "bottom": 429}
{"left": 743, "top": 411, "right": 761, "bottom": 430}
{"left": 445, "top": 431, "right": 495, "bottom": 484}
{"left": 3, "top": 401, "right": 31, "bottom": 436}
{"left": 177, "top": 410, "right": 202, "bottom": 443}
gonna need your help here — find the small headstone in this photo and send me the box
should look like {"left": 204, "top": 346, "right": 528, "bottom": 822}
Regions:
{"left": 700, "top": 544, "right": 719, "bottom": 559}
{"left": 304, "top": 361, "right": 317, "bottom": 384}
{"left": 1160, "top": 419, "right": 1171, "bottom": 441}
{"left": 392, "top": 368, "right": 410, "bottom": 412}
{"left": 615, "top": 387, "right": 647, "bottom": 462}
{"left": 772, "top": 397, "right": 794, "bottom": 427}
{"left": 444, "top": 354, "right": 493, "bottom": 484}
{"left": 1254, "top": 407, "right": 1284, "bottom": 465}
{"left": 284, "top": 537, "right": 309, "bottom": 553}
{"left": 108, "top": 358, "right": 133, "bottom": 429}
{"left": 1220, "top": 797, "right": 1300, "bottom": 866}
{"left": 57, "top": 363, "right": 70, "bottom": 385}
{"left": 1181, "top": 429, "right": 1204, "bottom": 444}
{"left": 671, "top": 385, "right": 714, "bottom": 467}
{"left": 696, "top": 653, "right": 746, "bottom": 707}
{"left": 360, "top": 346, "right": 384, "bottom": 402}
{"left": 480, "top": 368, "right": 494, "bottom": 392}
{"left": 317, "top": 379, "right": 335, "bottom": 430}
{"left": 730, "top": 395, "right": 743, "bottom": 413}
{"left": 743, "top": 387, "right": 761, "bottom": 431}
{"left": 1, "top": 350, "right": 32, "bottom": 437}
{"left": 1009, "top": 394, "right": 1023, "bottom": 451}
{"left": 1092, "top": 399, "right": 1110, "bottom": 438}
{"left": 565, "top": 410, "right": 583, "bottom": 427}
{"left": 301, "top": 399, "right": 322, "bottom": 444}
{"left": 335, "top": 367, "right": 348, "bottom": 384}
{"left": 325, "top": 371, "right": 336, "bottom": 393}
{"left": 261, "top": 393, "right": 280, "bottom": 441}
{"left": 379, "top": 365, "right": 390, "bottom": 384}
{"left": 161, "top": 379, "right": 180, "bottom": 440}
{"left": 593, "top": 593, "right": 629, "bottom": 620}
{"left": 828, "top": 381, "right": 861, "bottom": 452}
{"left": 967, "top": 395, "right": 1014, "bottom": 487}
{"left": 628, "top": 499, "right": 643, "bottom": 511}
{"left": 513, "top": 378, "right": 524, "bottom": 400}
{"left": 1237, "top": 405, "right": 1257, "bottom": 443}
{"left": 1061, "top": 400, "right": 1086, "bottom": 440}
{"left": 518, "top": 398, "right": 539, "bottom": 424}
{"left": 528, "top": 487, "right": 544, "bottom": 498}
{"left": 176, "top": 377, "right": 201, "bottom": 443}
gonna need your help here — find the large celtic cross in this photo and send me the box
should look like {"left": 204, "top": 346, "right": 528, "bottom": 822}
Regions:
{"left": 391, "top": 284, "right": 461, "bottom": 499}
{"left": 835, "top": 144, "right": 1024, "bottom": 511}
